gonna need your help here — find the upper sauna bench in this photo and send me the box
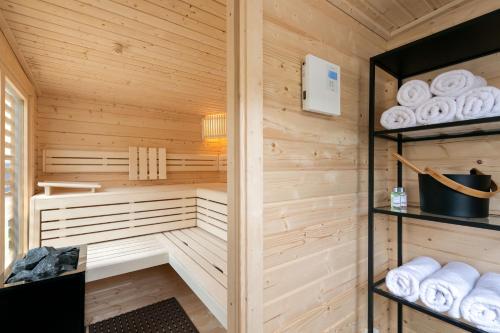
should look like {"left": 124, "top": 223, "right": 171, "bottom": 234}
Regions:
{"left": 29, "top": 183, "right": 228, "bottom": 327}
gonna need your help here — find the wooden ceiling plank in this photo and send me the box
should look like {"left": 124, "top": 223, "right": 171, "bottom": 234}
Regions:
{"left": 29, "top": 63, "right": 224, "bottom": 102}
{"left": 326, "top": 0, "right": 391, "bottom": 40}
{"left": 0, "top": 9, "right": 41, "bottom": 94}
{"left": 396, "top": 0, "right": 434, "bottom": 18}
{"left": 3, "top": 0, "right": 225, "bottom": 59}
{"left": 15, "top": 34, "right": 226, "bottom": 89}
{"left": 7, "top": 21, "right": 226, "bottom": 83}
{"left": 170, "top": 0, "right": 226, "bottom": 19}
{"left": 25, "top": 61, "right": 224, "bottom": 106}
{"left": 108, "top": 0, "right": 225, "bottom": 38}
{"left": 389, "top": 0, "right": 416, "bottom": 20}
{"left": 123, "top": 0, "right": 226, "bottom": 31}
{"left": 390, "top": 0, "right": 468, "bottom": 37}
{"left": 2, "top": 15, "right": 226, "bottom": 79}
{"left": 4, "top": 0, "right": 226, "bottom": 62}
{"left": 73, "top": 0, "right": 225, "bottom": 46}
{"left": 1, "top": 0, "right": 227, "bottom": 112}
{"left": 357, "top": 0, "right": 404, "bottom": 29}
{"left": 29, "top": 61, "right": 224, "bottom": 102}
{"left": 23, "top": 53, "right": 225, "bottom": 100}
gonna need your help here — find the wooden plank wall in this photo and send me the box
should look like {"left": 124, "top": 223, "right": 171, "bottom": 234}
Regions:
{"left": 36, "top": 95, "right": 226, "bottom": 189}
{"left": 262, "top": 0, "right": 392, "bottom": 332}
{"left": 384, "top": 3, "right": 500, "bottom": 332}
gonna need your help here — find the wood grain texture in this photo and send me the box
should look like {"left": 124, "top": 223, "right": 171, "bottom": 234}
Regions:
{"left": 327, "top": 0, "right": 458, "bottom": 39}
{"left": 262, "top": 0, "right": 390, "bottom": 331}
{"left": 0, "top": 0, "right": 226, "bottom": 114}
{"left": 388, "top": 0, "right": 500, "bottom": 48}
{"left": 85, "top": 264, "right": 226, "bottom": 333}
{"left": 36, "top": 95, "right": 226, "bottom": 188}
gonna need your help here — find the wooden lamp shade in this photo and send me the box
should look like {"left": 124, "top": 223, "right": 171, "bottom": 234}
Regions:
{"left": 202, "top": 114, "right": 227, "bottom": 140}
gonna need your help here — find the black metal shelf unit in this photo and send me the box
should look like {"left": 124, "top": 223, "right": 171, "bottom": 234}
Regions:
{"left": 367, "top": 9, "right": 500, "bottom": 333}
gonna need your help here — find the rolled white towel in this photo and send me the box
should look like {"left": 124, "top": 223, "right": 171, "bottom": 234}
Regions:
{"left": 386, "top": 256, "right": 441, "bottom": 302}
{"left": 461, "top": 272, "right": 500, "bottom": 333}
{"left": 474, "top": 76, "right": 488, "bottom": 89}
{"left": 415, "top": 97, "right": 457, "bottom": 125}
{"left": 420, "top": 262, "right": 480, "bottom": 318}
{"left": 380, "top": 106, "right": 416, "bottom": 129}
{"left": 431, "top": 69, "right": 477, "bottom": 97}
{"left": 456, "top": 86, "right": 500, "bottom": 120}
{"left": 397, "top": 80, "right": 432, "bottom": 109}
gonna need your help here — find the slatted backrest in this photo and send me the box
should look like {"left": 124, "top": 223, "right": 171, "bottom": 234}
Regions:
{"left": 196, "top": 188, "right": 228, "bottom": 241}
{"left": 43, "top": 149, "right": 129, "bottom": 173}
{"left": 32, "top": 188, "right": 198, "bottom": 248}
{"left": 43, "top": 149, "right": 223, "bottom": 174}
{"left": 128, "top": 147, "right": 167, "bottom": 180}
{"left": 167, "top": 154, "right": 219, "bottom": 171}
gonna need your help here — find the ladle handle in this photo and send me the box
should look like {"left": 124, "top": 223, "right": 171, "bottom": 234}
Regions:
{"left": 391, "top": 153, "right": 424, "bottom": 174}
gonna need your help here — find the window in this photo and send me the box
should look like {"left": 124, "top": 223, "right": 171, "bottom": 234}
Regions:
{"left": 4, "top": 80, "right": 27, "bottom": 269}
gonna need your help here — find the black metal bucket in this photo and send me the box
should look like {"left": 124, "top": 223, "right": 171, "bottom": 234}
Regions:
{"left": 418, "top": 173, "right": 492, "bottom": 218}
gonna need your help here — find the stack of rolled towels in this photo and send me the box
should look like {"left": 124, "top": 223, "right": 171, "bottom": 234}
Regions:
{"left": 380, "top": 69, "right": 500, "bottom": 129}
{"left": 386, "top": 256, "right": 500, "bottom": 332}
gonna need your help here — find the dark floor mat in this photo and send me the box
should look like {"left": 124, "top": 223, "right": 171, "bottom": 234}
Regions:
{"left": 89, "top": 298, "right": 199, "bottom": 333}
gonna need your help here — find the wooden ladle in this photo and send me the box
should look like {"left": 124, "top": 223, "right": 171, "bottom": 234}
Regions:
{"left": 391, "top": 152, "right": 425, "bottom": 174}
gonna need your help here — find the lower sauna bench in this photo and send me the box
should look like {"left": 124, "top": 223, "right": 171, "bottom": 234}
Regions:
{"left": 29, "top": 183, "right": 228, "bottom": 328}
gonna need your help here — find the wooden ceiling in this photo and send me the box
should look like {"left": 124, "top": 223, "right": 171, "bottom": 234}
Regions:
{"left": 0, "top": 0, "right": 226, "bottom": 114}
{"left": 328, "top": 0, "right": 464, "bottom": 39}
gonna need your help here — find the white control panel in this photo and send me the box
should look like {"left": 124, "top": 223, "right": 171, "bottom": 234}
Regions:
{"left": 302, "top": 54, "right": 341, "bottom": 116}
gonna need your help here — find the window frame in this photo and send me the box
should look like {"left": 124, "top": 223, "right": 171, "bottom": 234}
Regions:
{"left": 0, "top": 71, "right": 31, "bottom": 270}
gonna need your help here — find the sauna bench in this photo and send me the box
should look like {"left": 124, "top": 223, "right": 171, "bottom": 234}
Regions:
{"left": 29, "top": 183, "right": 227, "bottom": 327}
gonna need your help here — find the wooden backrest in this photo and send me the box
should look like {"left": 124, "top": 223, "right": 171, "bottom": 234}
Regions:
{"left": 43, "top": 149, "right": 222, "bottom": 174}
{"left": 128, "top": 147, "right": 167, "bottom": 180}
{"left": 30, "top": 187, "right": 199, "bottom": 248}
{"left": 43, "top": 149, "right": 129, "bottom": 173}
{"left": 29, "top": 185, "right": 228, "bottom": 248}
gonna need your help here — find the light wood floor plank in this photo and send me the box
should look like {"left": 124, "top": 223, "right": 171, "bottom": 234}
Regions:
{"left": 85, "top": 264, "right": 225, "bottom": 333}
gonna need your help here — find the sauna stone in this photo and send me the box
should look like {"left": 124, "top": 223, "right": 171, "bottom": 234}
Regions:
{"left": 6, "top": 247, "right": 80, "bottom": 284}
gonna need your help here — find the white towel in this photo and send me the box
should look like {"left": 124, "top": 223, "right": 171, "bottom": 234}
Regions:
{"left": 461, "top": 272, "right": 500, "bottom": 333}
{"left": 431, "top": 69, "right": 477, "bottom": 97}
{"left": 380, "top": 106, "right": 416, "bottom": 129}
{"left": 420, "top": 262, "right": 480, "bottom": 318}
{"left": 415, "top": 97, "right": 457, "bottom": 125}
{"left": 397, "top": 80, "right": 432, "bottom": 109}
{"left": 474, "top": 76, "right": 488, "bottom": 89}
{"left": 456, "top": 86, "right": 500, "bottom": 120}
{"left": 386, "top": 256, "right": 441, "bottom": 302}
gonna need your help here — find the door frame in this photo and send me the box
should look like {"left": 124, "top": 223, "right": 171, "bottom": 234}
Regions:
{"left": 226, "top": 0, "right": 264, "bottom": 332}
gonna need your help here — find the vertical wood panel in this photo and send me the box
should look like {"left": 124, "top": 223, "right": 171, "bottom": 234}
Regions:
{"left": 128, "top": 146, "right": 138, "bottom": 180}
{"left": 148, "top": 148, "right": 157, "bottom": 180}
{"left": 138, "top": 147, "right": 148, "bottom": 180}
{"left": 158, "top": 148, "right": 167, "bottom": 180}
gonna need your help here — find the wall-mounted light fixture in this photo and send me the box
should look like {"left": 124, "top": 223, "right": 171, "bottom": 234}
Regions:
{"left": 202, "top": 113, "right": 227, "bottom": 140}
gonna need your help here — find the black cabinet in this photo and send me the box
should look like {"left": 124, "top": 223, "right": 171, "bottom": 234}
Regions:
{"left": 0, "top": 245, "right": 86, "bottom": 333}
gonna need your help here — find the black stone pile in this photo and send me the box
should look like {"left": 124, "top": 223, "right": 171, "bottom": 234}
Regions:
{"left": 6, "top": 246, "right": 79, "bottom": 284}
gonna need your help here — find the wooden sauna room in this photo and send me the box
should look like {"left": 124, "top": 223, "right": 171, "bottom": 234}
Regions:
{"left": 1, "top": 1, "right": 500, "bottom": 333}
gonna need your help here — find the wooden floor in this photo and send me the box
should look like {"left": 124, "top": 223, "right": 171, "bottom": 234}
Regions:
{"left": 85, "top": 264, "right": 225, "bottom": 333}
